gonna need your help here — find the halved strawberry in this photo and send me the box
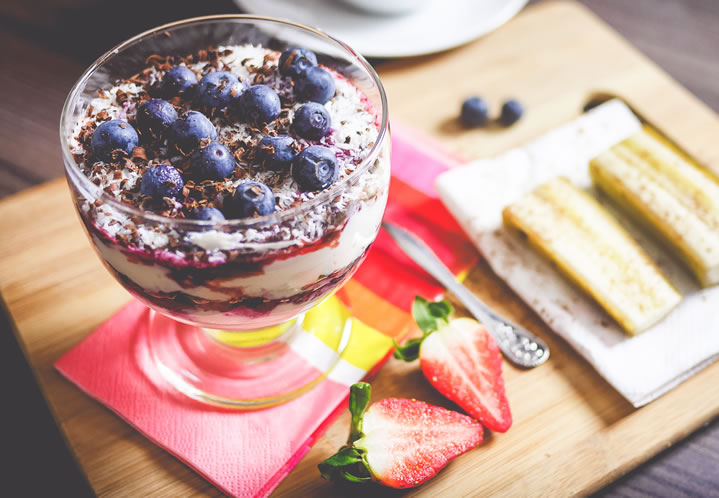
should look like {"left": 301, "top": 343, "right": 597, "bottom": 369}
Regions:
{"left": 421, "top": 317, "right": 512, "bottom": 432}
{"left": 394, "top": 297, "right": 512, "bottom": 433}
{"left": 319, "top": 382, "right": 483, "bottom": 489}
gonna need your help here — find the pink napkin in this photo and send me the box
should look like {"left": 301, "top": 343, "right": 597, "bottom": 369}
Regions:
{"left": 55, "top": 124, "right": 469, "bottom": 497}
{"left": 57, "top": 301, "right": 351, "bottom": 496}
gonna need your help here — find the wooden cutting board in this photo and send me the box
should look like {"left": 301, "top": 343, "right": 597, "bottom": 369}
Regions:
{"left": 2, "top": 1, "right": 718, "bottom": 496}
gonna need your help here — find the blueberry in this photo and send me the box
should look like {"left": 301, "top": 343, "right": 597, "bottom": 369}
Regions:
{"left": 169, "top": 111, "right": 217, "bottom": 154}
{"left": 500, "top": 99, "right": 524, "bottom": 126}
{"left": 293, "top": 103, "right": 331, "bottom": 140}
{"left": 460, "top": 97, "right": 489, "bottom": 127}
{"left": 237, "top": 85, "right": 281, "bottom": 125}
{"left": 136, "top": 99, "right": 177, "bottom": 139}
{"left": 190, "top": 141, "right": 235, "bottom": 180}
{"left": 162, "top": 66, "right": 197, "bottom": 98}
{"left": 292, "top": 145, "right": 338, "bottom": 191}
{"left": 140, "top": 164, "right": 184, "bottom": 199}
{"left": 197, "top": 71, "right": 245, "bottom": 109}
{"left": 295, "top": 66, "right": 336, "bottom": 104}
{"left": 227, "top": 182, "right": 276, "bottom": 218}
{"left": 91, "top": 120, "right": 139, "bottom": 161}
{"left": 257, "top": 135, "right": 296, "bottom": 170}
{"left": 278, "top": 47, "right": 318, "bottom": 79}
{"left": 188, "top": 206, "right": 226, "bottom": 222}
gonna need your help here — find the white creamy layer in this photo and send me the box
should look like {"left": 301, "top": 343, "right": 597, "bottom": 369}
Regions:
{"left": 93, "top": 170, "right": 388, "bottom": 301}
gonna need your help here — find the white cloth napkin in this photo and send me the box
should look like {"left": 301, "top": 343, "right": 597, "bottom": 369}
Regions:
{"left": 436, "top": 100, "right": 719, "bottom": 407}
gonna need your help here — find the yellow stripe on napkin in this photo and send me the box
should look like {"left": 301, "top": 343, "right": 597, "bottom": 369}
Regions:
{"left": 303, "top": 296, "right": 394, "bottom": 372}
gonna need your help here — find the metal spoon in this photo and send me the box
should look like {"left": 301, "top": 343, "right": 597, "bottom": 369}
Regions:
{"left": 382, "top": 221, "right": 550, "bottom": 368}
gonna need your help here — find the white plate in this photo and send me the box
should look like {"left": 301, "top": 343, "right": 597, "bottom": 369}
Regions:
{"left": 233, "top": 0, "right": 529, "bottom": 58}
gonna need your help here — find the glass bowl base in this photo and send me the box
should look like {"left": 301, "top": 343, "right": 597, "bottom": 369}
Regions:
{"left": 146, "top": 301, "right": 352, "bottom": 409}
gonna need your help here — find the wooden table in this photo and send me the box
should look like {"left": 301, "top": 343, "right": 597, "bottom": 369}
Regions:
{"left": 1, "top": 1, "right": 718, "bottom": 496}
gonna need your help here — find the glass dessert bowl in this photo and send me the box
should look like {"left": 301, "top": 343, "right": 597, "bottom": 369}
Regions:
{"left": 61, "top": 16, "right": 390, "bottom": 408}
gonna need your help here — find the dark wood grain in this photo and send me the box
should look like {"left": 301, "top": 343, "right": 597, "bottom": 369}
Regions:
{"left": 577, "top": 0, "right": 719, "bottom": 114}
{"left": 0, "top": 31, "right": 84, "bottom": 197}
{"left": 0, "top": 1, "right": 717, "bottom": 496}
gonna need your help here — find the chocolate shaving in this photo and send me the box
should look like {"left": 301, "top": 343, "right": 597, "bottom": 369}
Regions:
{"left": 131, "top": 146, "right": 147, "bottom": 160}
{"left": 128, "top": 67, "right": 155, "bottom": 84}
{"left": 146, "top": 54, "right": 172, "bottom": 68}
{"left": 116, "top": 90, "right": 130, "bottom": 106}
{"left": 124, "top": 158, "right": 139, "bottom": 172}
{"left": 139, "top": 196, "right": 155, "bottom": 210}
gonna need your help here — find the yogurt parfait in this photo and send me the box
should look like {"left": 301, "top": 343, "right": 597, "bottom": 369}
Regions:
{"left": 61, "top": 16, "right": 390, "bottom": 406}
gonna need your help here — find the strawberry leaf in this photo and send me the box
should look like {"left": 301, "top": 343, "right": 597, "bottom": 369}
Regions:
{"left": 318, "top": 446, "right": 371, "bottom": 484}
{"left": 428, "top": 300, "right": 453, "bottom": 321}
{"left": 412, "top": 296, "right": 439, "bottom": 333}
{"left": 349, "top": 382, "right": 371, "bottom": 443}
{"left": 395, "top": 297, "right": 454, "bottom": 362}
{"left": 321, "top": 446, "right": 364, "bottom": 468}
{"left": 392, "top": 337, "right": 422, "bottom": 361}
{"left": 320, "top": 386, "right": 374, "bottom": 486}
{"left": 340, "top": 472, "right": 372, "bottom": 483}
{"left": 412, "top": 296, "right": 453, "bottom": 333}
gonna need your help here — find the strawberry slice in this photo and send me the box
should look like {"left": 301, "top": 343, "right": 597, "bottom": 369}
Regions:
{"left": 355, "top": 397, "right": 484, "bottom": 488}
{"left": 394, "top": 297, "right": 513, "bottom": 433}
{"left": 319, "top": 382, "right": 483, "bottom": 489}
{"left": 421, "top": 317, "right": 512, "bottom": 432}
